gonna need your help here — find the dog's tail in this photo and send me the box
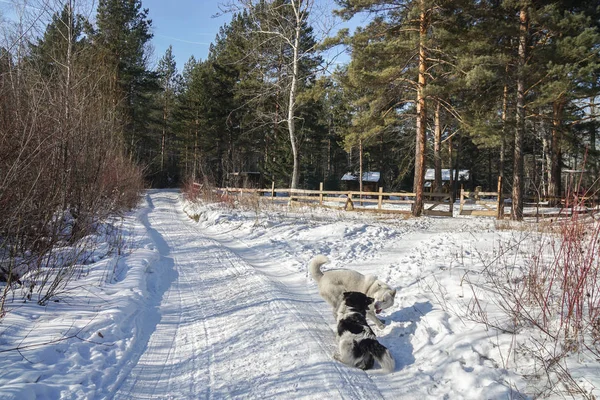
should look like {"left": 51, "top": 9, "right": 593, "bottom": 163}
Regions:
{"left": 308, "top": 255, "right": 329, "bottom": 283}
{"left": 359, "top": 339, "right": 395, "bottom": 373}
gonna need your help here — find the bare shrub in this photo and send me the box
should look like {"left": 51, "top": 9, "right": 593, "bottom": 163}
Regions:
{"left": 182, "top": 179, "right": 204, "bottom": 202}
{"left": 491, "top": 213, "right": 600, "bottom": 357}
{"left": 0, "top": 4, "right": 145, "bottom": 315}
{"left": 450, "top": 193, "right": 600, "bottom": 397}
{"left": 181, "top": 178, "right": 242, "bottom": 209}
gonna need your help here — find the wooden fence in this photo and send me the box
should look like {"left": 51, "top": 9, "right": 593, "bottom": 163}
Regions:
{"left": 216, "top": 182, "right": 453, "bottom": 216}
{"left": 208, "top": 179, "right": 598, "bottom": 219}
{"left": 459, "top": 189, "right": 504, "bottom": 217}
{"left": 459, "top": 182, "right": 599, "bottom": 219}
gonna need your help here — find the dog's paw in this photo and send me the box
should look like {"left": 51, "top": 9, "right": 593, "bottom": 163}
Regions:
{"left": 375, "top": 319, "right": 386, "bottom": 329}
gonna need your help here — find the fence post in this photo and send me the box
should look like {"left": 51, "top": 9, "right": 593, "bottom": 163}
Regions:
{"left": 271, "top": 181, "right": 275, "bottom": 202}
{"left": 496, "top": 176, "right": 503, "bottom": 219}
{"left": 345, "top": 193, "right": 354, "bottom": 211}
{"left": 459, "top": 188, "right": 465, "bottom": 215}
{"left": 449, "top": 193, "right": 454, "bottom": 216}
{"left": 319, "top": 182, "right": 324, "bottom": 205}
{"left": 378, "top": 187, "right": 383, "bottom": 210}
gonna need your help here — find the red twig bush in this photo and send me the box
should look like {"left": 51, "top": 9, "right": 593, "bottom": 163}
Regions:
{"left": 0, "top": 34, "right": 145, "bottom": 312}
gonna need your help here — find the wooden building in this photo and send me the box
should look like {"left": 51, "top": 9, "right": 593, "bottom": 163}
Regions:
{"left": 341, "top": 172, "right": 381, "bottom": 192}
{"left": 226, "top": 172, "right": 261, "bottom": 188}
{"left": 424, "top": 169, "right": 470, "bottom": 192}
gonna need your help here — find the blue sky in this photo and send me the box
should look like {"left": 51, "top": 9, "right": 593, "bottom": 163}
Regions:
{"left": 0, "top": 0, "right": 361, "bottom": 73}
{"left": 143, "top": 0, "right": 359, "bottom": 72}
{"left": 0, "top": 0, "right": 224, "bottom": 68}
{"left": 143, "top": 0, "right": 229, "bottom": 69}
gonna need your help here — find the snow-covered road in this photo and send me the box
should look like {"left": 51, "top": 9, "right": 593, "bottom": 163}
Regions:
{"left": 113, "top": 190, "right": 383, "bottom": 399}
{"left": 4, "top": 189, "right": 599, "bottom": 399}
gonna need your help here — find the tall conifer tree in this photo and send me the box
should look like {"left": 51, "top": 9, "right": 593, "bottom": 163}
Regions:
{"left": 157, "top": 45, "right": 178, "bottom": 184}
{"left": 94, "top": 0, "right": 154, "bottom": 159}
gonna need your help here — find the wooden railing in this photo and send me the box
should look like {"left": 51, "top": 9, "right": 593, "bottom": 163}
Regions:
{"left": 213, "top": 179, "right": 598, "bottom": 219}
{"left": 217, "top": 182, "right": 453, "bottom": 216}
{"left": 459, "top": 188, "right": 504, "bottom": 217}
{"left": 459, "top": 179, "right": 599, "bottom": 219}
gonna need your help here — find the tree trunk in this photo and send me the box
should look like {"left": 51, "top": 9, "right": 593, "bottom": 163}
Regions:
{"left": 380, "top": 128, "right": 384, "bottom": 172}
{"left": 511, "top": 7, "right": 527, "bottom": 221}
{"left": 288, "top": 0, "right": 302, "bottom": 189}
{"left": 194, "top": 113, "right": 199, "bottom": 182}
{"left": 161, "top": 108, "right": 166, "bottom": 172}
{"left": 497, "top": 75, "right": 508, "bottom": 218}
{"left": 413, "top": 1, "right": 427, "bottom": 217}
{"left": 591, "top": 97, "right": 598, "bottom": 177}
{"left": 542, "top": 123, "right": 549, "bottom": 197}
{"left": 433, "top": 101, "right": 442, "bottom": 192}
{"left": 359, "top": 138, "right": 363, "bottom": 198}
{"left": 327, "top": 115, "right": 332, "bottom": 176}
{"left": 454, "top": 136, "right": 461, "bottom": 197}
{"left": 448, "top": 136, "right": 454, "bottom": 201}
{"left": 548, "top": 99, "right": 564, "bottom": 203}
{"left": 500, "top": 71, "right": 508, "bottom": 181}
{"left": 62, "top": 0, "right": 74, "bottom": 212}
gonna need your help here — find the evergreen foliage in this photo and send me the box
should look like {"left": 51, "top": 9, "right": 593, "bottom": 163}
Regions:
{"left": 94, "top": 0, "right": 157, "bottom": 166}
{"left": 3, "top": 0, "right": 598, "bottom": 216}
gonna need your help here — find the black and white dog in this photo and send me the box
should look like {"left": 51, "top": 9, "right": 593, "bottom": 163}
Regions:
{"left": 334, "top": 291, "right": 395, "bottom": 373}
{"left": 309, "top": 255, "right": 396, "bottom": 329}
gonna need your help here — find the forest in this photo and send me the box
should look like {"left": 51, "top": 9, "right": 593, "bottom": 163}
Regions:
{"left": 1, "top": 3, "right": 599, "bottom": 395}
{"left": 1, "top": 0, "right": 599, "bottom": 253}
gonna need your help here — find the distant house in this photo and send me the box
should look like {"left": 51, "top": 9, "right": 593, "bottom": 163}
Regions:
{"left": 341, "top": 171, "right": 381, "bottom": 192}
{"left": 424, "top": 169, "right": 470, "bottom": 191}
{"left": 226, "top": 172, "right": 261, "bottom": 188}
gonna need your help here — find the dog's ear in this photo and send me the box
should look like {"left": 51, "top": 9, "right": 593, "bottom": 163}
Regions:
{"left": 391, "top": 289, "right": 397, "bottom": 297}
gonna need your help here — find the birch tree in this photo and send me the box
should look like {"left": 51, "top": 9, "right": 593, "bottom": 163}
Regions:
{"left": 222, "top": 0, "right": 323, "bottom": 189}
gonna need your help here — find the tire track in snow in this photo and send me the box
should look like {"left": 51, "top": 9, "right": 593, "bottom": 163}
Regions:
{"left": 164, "top": 198, "right": 218, "bottom": 399}
{"left": 113, "top": 190, "right": 386, "bottom": 399}
{"left": 175, "top": 212, "right": 351, "bottom": 398}
{"left": 182, "top": 200, "right": 385, "bottom": 399}
{"left": 106, "top": 193, "right": 179, "bottom": 399}
{"left": 112, "top": 192, "right": 214, "bottom": 399}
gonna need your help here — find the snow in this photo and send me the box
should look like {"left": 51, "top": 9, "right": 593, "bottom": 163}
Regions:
{"left": 424, "top": 168, "right": 470, "bottom": 181}
{"left": 1, "top": 189, "right": 598, "bottom": 399}
{"left": 341, "top": 171, "right": 380, "bottom": 182}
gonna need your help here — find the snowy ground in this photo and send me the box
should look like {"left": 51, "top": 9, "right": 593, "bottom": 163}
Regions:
{"left": 1, "top": 189, "right": 598, "bottom": 399}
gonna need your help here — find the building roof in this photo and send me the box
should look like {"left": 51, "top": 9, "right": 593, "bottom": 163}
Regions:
{"left": 227, "top": 172, "right": 260, "bottom": 176}
{"left": 424, "top": 169, "right": 470, "bottom": 181}
{"left": 341, "top": 172, "right": 381, "bottom": 182}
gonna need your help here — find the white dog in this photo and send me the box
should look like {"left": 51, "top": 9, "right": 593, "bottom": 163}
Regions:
{"left": 309, "top": 255, "right": 396, "bottom": 329}
{"left": 334, "top": 291, "right": 395, "bottom": 372}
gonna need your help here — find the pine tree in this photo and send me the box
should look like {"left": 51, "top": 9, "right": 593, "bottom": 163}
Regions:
{"left": 175, "top": 52, "right": 239, "bottom": 186}
{"left": 337, "top": 0, "right": 448, "bottom": 215}
{"left": 93, "top": 0, "right": 154, "bottom": 160}
{"left": 530, "top": 2, "right": 600, "bottom": 202}
{"left": 176, "top": 55, "right": 202, "bottom": 182}
{"left": 310, "top": 70, "right": 351, "bottom": 189}
{"left": 157, "top": 45, "right": 178, "bottom": 185}
{"left": 29, "top": 3, "right": 88, "bottom": 79}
